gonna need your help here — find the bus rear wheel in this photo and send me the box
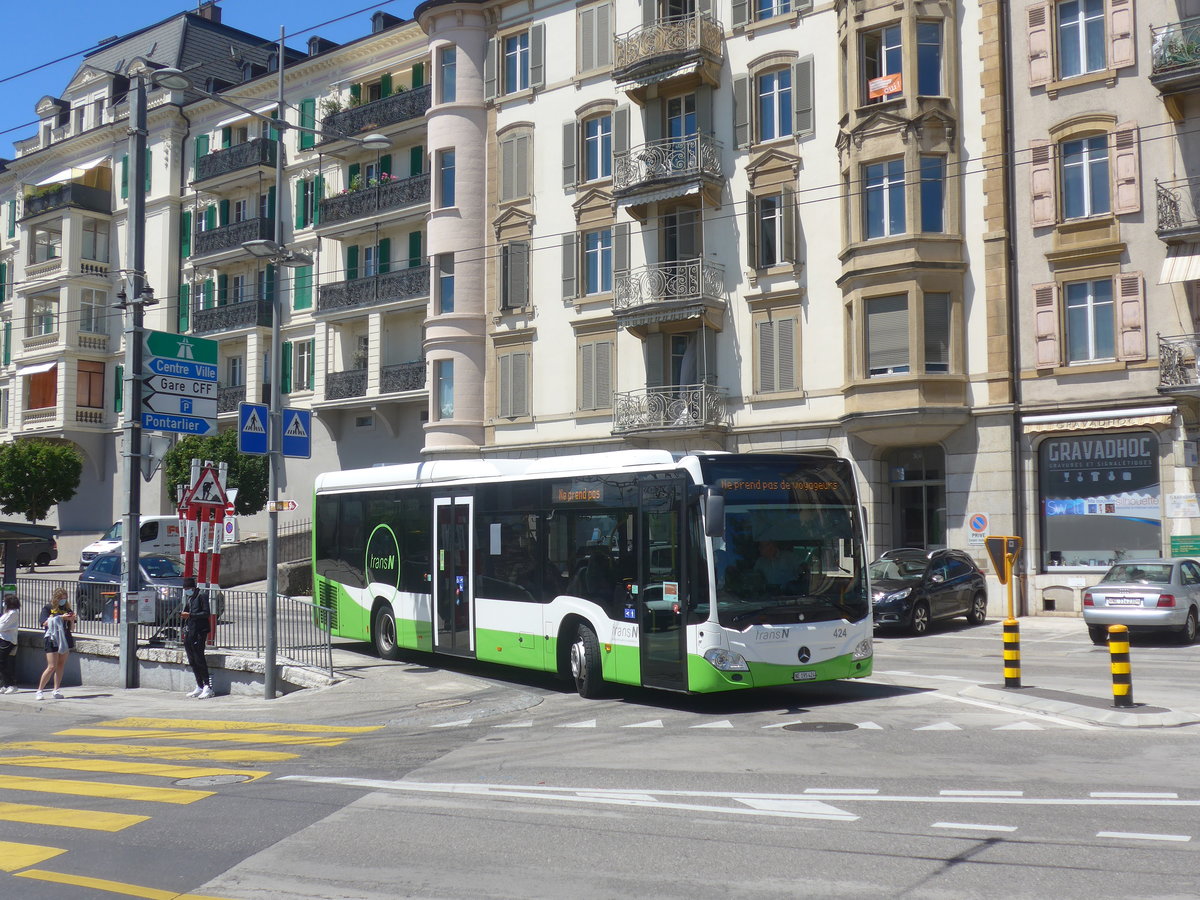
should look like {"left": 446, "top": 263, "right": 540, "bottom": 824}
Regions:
{"left": 569, "top": 624, "right": 603, "bottom": 698}
{"left": 373, "top": 604, "right": 401, "bottom": 660}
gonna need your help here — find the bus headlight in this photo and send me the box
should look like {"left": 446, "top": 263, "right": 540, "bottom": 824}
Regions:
{"left": 852, "top": 638, "right": 873, "bottom": 660}
{"left": 703, "top": 647, "right": 749, "bottom": 671}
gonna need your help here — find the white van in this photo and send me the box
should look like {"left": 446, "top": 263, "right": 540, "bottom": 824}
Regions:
{"left": 79, "top": 516, "right": 182, "bottom": 570}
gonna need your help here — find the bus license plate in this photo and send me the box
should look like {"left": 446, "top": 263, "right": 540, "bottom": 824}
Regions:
{"left": 793, "top": 671, "right": 817, "bottom": 681}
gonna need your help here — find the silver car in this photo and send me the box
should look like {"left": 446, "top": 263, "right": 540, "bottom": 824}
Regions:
{"left": 1083, "top": 559, "right": 1200, "bottom": 645}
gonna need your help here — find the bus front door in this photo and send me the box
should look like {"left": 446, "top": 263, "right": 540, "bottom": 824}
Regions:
{"left": 639, "top": 480, "right": 687, "bottom": 691}
{"left": 433, "top": 496, "right": 474, "bottom": 657}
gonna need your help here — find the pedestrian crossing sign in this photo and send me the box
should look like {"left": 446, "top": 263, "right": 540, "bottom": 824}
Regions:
{"left": 281, "top": 407, "right": 312, "bottom": 459}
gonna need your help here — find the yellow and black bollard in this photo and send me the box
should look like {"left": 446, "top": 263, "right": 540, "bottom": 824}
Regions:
{"left": 1002, "top": 618, "right": 1021, "bottom": 688}
{"left": 1107, "top": 624, "right": 1133, "bottom": 708}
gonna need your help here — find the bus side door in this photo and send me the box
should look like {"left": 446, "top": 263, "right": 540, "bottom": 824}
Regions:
{"left": 638, "top": 479, "right": 687, "bottom": 691}
{"left": 433, "top": 495, "right": 474, "bottom": 657}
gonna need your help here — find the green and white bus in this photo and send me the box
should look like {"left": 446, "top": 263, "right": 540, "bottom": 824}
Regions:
{"left": 313, "top": 450, "right": 872, "bottom": 697}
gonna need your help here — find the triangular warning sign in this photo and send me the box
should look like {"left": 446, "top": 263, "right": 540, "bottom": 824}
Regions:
{"left": 182, "top": 466, "right": 228, "bottom": 507}
{"left": 284, "top": 415, "right": 307, "bottom": 438}
{"left": 243, "top": 409, "right": 266, "bottom": 434}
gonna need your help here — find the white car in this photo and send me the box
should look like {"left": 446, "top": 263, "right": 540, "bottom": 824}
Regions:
{"left": 1083, "top": 559, "right": 1200, "bottom": 645}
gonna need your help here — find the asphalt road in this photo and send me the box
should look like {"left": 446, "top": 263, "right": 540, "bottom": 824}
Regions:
{"left": 1, "top": 614, "right": 1198, "bottom": 899}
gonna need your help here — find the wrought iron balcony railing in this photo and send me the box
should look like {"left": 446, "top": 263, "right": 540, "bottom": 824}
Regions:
{"left": 217, "top": 384, "right": 246, "bottom": 414}
{"left": 613, "top": 134, "right": 722, "bottom": 195}
{"left": 22, "top": 181, "right": 111, "bottom": 219}
{"left": 193, "top": 137, "right": 276, "bottom": 184}
{"left": 318, "top": 173, "right": 430, "bottom": 226}
{"left": 612, "top": 382, "right": 729, "bottom": 435}
{"left": 193, "top": 299, "right": 273, "bottom": 336}
{"left": 1152, "top": 17, "right": 1200, "bottom": 76}
{"left": 320, "top": 85, "right": 432, "bottom": 142}
{"left": 326, "top": 368, "right": 367, "bottom": 400}
{"left": 1156, "top": 177, "right": 1200, "bottom": 238}
{"left": 317, "top": 265, "right": 430, "bottom": 313}
{"left": 1159, "top": 334, "right": 1200, "bottom": 392}
{"left": 192, "top": 217, "right": 274, "bottom": 258}
{"left": 381, "top": 360, "right": 426, "bottom": 393}
{"left": 613, "top": 12, "right": 723, "bottom": 83}
{"left": 613, "top": 259, "right": 724, "bottom": 314}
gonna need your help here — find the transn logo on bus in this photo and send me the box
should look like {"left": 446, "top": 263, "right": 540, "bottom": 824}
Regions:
{"left": 756, "top": 628, "right": 790, "bottom": 641}
{"left": 793, "top": 671, "right": 818, "bottom": 681}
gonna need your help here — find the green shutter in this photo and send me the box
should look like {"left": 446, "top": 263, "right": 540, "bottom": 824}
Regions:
{"left": 267, "top": 185, "right": 277, "bottom": 221}
{"left": 3, "top": 322, "right": 10, "bottom": 366}
{"left": 411, "top": 62, "right": 425, "bottom": 88}
{"left": 407, "top": 232, "right": 421, "bottom": 268}
{"left": 218, "top": 199, "right": 230, "bottom": 227}
{"left": 6, "top": 199, "right": 15, "bottom": 238}
{"left": 179, "top": 211, "right": 192, "bottom": 258}
{"left": 266, "top": 263, "right": 276, "bottom": 300}
{"left": 346, "top": 245, "right": 359, "bottom": 281}
{"left": 205, "top": 204, "right": 216, "bottom": 230}
{"left": 177, "top": 282, "right": 190, "bottom": 333}
{"left": 378, "top": 237, "right": 391, "bottom": 275}
{"left": 0, "top": 261, "right": 7, "bottom": 304}
{"left": 299, "top": 98, "right": 316, "bottom": 151}
{"left": 120, "top": 155, "right": 129, "bottom": 199}
{"left": 222, "top": 126, "right": 232, "bottom": 148}
{"left": 217, "top": 273, "right": 228, "bottom": 305}
{"left": 380, "top": 73, "right": 393, "bottom": 98}
{"left": 294, "top": 265, "right": 313, "bottom": 310}
{"left": 267, "top": 105, "right": 280, "bottom": 142}
{"left": 409, "top": 146, "right": 424, "bottom": 175}
{"left": 203, "top": 278, "right": 214, "bottom": 309}
{"left": 281, "top": 341, "right": 293, "bottom": 394}
{"left": 313, "top": 176, "right": 324, "bottom": 225}
{"left": 194, "top": 134, "right": 209, "bottom": 178}
{"left": 114, "top": 364, "right": 124, "bottom": 413}
{"left": 306, "top": 340, "right": 315, "bottom": 389}
{"left": 350, "top": 83, "right": 362, "bottom": 104}
{"left": 295, "top": 179, "right": 307, "bottom": 229}
{"left": 144, "top": 148, "right": 152, "bottom": 193}
{"left": 348, "top": 163, "right": 360, "bottom": 190}
{"left": 380, "top": 154, "right": 392, "bottom": 177}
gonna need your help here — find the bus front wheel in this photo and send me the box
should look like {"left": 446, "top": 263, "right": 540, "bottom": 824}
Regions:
{"left": 569, "top": 624, "right": 603, "bottom": 698}
{"left": 373, "top": 604, "right": 401, "bottom": 660}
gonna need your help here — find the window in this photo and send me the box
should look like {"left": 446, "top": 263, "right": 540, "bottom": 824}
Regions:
{"left": 233, "top": 199, "right": 248, "bottom": 223}
{"left": 862, "top": 24, "right": 902, "bottom": 103}
{"left": 29, "top": 294, "right": 57, "bottom": 336}
{"left": 498, "top": 349, "right": 530, "bottom": 418}
{"left": 77, "top": 360, "right": 104, "bottom": 408}
{"left": 437, "top": 253, "right": 455, "bottom": 314}
{"left": 1065, "top": 278, "right": 1114, "bottom": 362}
{"left": 756, "top": 314, "right": 797, "bottom": 393}
{"left": 27, "top": 366, "right": 56, "bottom": 410}
{"left": 578, "top": 338, "right": 613, "bottom": 411}
{"left": 866, "top": 294, "right": 909, "bottom": 376}
{"left": 864, "top": 159, "right": 906, "bottom": 239}
{"left": 31, "top": 224, "right": 62, "bottom": 263}
{"left": 1061, "top": 135, "right": 1109, "bottom": 219}
{"left": 919, "top": 156, "right": 945, "bottom": 233}
{"left": 756, "top": 68, "right": 792, "bottom": 142}
{"left": 583, "top": 115, "right": 612, "bottom": 181}
{"left": 504, "top": 32, "right": 530, "bottom": 93}
{"left": 437, "top": 149, "right": 455, "bottom": 207}
{"left": 439, "top": 46, "right": 457, "bottom": 103}
{"left": 231, "top": 274, "right": 247, "bottom": 303}
{"left": 501, "top": 241, "right": 530, "bottom": 310}
{"left": 81, "top": 219, "right": 109, "bottom": 262}
{"left": 436, "top": 359, "right": 454, "bottom": 419}
{"left": 1058, "top": 0, "right": 1106, "bottom": 78}
{"left": 755, "top": 0, "right": 792, "bottom": 20}
{"left": 295, "top": 340, "right": 314, "bottom": 391}
{"left": 499, "top": 131, "right": 531, "bottom": 202}
{"left": 756, "top": 194, "right": 784, "bottom": 267}
{"left": 923, "top": 292, "right": 950, "bottom": 373}
{"left": 917, "top": 21, "right": 942, "bottom": 95}
{"left": 583, "top": 229, "right": 612, "bottom": 295}
{"left": 228, "top": 356, "right": 245, "bottom": 387}
{"left": 80, "top": 288, "right": 105, "bottom": 334}
{"left": 363, "top": 245, "right": 378, "bottom": 278}
{"left": 295, "top": 177, "right": 321, "bottom": 228}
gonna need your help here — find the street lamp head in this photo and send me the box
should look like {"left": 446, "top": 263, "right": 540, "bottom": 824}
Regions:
{"left": 151, "top": 67, "right": 193, "bottom": 92}
{"left": 360, "top": 133, "right": 390, "bottom": 153}
{"left": 242, "top": 238, "right": 284, "bottom": 259}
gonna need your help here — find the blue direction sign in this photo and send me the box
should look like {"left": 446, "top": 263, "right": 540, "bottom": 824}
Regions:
{"left": 141, "top": 330, "right": 218, "bottom": 436}
{"left": 281, "top": 408, "right": 312, "bottom": 459}
{"left": 140, "top": 412, "right": 214, "bottom": 435}
{"left": 238, "top": 402, "right": 269, "bottom": 455}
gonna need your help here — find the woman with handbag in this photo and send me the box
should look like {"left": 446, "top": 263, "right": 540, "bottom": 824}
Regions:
{"left": 0, "top": 592, "right": 19, "bottom": 693}
{"left": 36, "top": 588, "right": 75, "bottom": 700}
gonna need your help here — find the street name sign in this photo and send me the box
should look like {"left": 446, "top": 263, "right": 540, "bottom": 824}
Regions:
{"left": 140, "top": 330, "right": 218, "bottom": 436}
{"left": 238, "top": 402, "right": 269, "bottom": 455}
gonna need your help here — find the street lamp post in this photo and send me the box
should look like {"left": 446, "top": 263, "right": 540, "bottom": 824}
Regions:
{"left": 154, "top": 34, "right": 388, "bottom": 699}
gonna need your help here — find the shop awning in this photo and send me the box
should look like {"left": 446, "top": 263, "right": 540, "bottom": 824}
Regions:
{"left": 1159, "top": 243, "right": 1200, "bottom": 284}
{"left": 1022, "top": 405, "right": 1176, "bottom": 433}
{"left": 16, "top": 361, "right": 57, "bottom": 377}
{"left": 616, "top": 182, "right": 700, "bottom": 209}
{"left": 616, "top": 62, "right": 701, "bottom": 92}
{"left": 34, "top": 154, "right": 112, "bottom": 186}
{"left": 215, "top": 103, "right": 278, "bottom": 129}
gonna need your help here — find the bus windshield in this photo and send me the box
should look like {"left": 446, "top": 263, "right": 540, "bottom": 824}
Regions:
{"left": 701, "top": 458, "right": 868, "bottom": 628}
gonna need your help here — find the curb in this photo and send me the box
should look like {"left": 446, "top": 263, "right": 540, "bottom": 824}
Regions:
{"left": 958, "top": 684, "right": 1200, "bottom": 729}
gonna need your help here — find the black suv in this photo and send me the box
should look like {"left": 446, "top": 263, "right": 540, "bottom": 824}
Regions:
{"left": 2, "top": 537, "right": 57, "bottom": 568}
{"left": 869, "top": 548, "right": 988, "bottom": 635}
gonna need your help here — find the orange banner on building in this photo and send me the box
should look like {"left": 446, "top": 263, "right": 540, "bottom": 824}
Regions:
{"left": 868, "top": 72, "right": 902, "bottom": 99}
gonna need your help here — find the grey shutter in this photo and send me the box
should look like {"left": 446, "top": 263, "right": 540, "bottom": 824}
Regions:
{"left": 580, "top": 342, "right": 595, "bottom": 409}
{"left": 696, "top": 84, "right": 713, "bottom": 137}
{"left": 563, "top": 121, "right": 577, "bottom": 188}
{"left": 758, "top": 320, "right": 777, "bottom": 393}
{"left": 614, "top": 105, "right": 630, "bottom": 156}
{"left": 562, "top": 233, "right": 578, "bottom": 300}
{"left": 596, "top": 3, "right": 612, "bottom": 68}
{"left": 645, "top": 333, "right": 666, "bottom": 387}
{"left": 733, "top": 76, "right": 749, "bottom": 149}
{"left": 643, "top": 0, "right": 656, "bottom": 27}
{"left": 580, "top": 6, "right": 596, "bottom": 73}
{"left": 506, "top": 241, "right": 530, "bottom": 307}
{"left": 614, "top": 222, "right": 629, "bottom": 274}
{"left": 698, "top": 0, "right": 712, "bottom": 15}
{"left": 793, "top": 58, "right": 814, "bottom": 136}
{"left": 746, "top": 192, "right": 758, "bottom": 267}
{"left": 484, "top": 37, "right": 497, "bottom": 100}
{"left": 923, "top": 292, "right": 950, "bottom": 371}
{"left": 500, "top": 354, "right": 512, "bottom": 417}
{"left": 866, "top": 295, "right": 909, "bottom": 374}
{"left": 515, "top": 133, "right": 530, "bottom": 198}
{"left": 501, "top": 137, "right": 515, "bottom": 201}
{"left": 698, "top": 327, "right": 718, "bottom": 383}
{"left": 530, "top": 24, "right": 545, "bottom": 90}
{"left": 732, "top": 0, "right": 749, "bottom": 27}
{"left": 777, "top": 318, "right": 796, "bottom": 390}
{"left": 513, "top": 352, "right": 529, "bottom": 416}
{"left": 782, "top": 185, "right": 797, "bottom": 263}
{"left": 595, "top": 340, "right": 612, "bottom": 408}
{"left": 644, "top": 97, "right": 662, "bottom": 143}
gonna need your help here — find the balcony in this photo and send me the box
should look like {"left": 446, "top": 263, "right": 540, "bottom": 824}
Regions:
{"left": 22, "top": 181, "right": 111, "bottom": 219}
{"left": 217, "top": 385, "right": 245, "bottom": 414}
{"left": 381, "top": 360, "right": 426, "bottom": 394}
{"left": 613, "top": 259, "right": 725, "bottom": 333}
{"left": 317, "top": 265, "right": 429, "bottom": 314}
{"left": 613, "top": 12, "right": 723, "bottom": 96}
{"left": 320, "top": 85, "right": 431, "bottom": 144}
{"left": 325, "top": 368, "right": 367, "bottom": 400}
{"left": 193, "top": 299, "right": 273, "bottom": 336}
{"left": 612, "top": 382, "right": 729, "bottom": 436}
{"left": 613, "top": 134, "right": 723, "bottom": 219}
{"left": 318, "top": 173, "right": 429, "bottom": 230}
{"left": 1156, "top": 177, "right": 1200, "bottom": 243}
{"left": 192, "top": 217, "right": 274, "bottom": 259}
{"left": 1151, "top": 18, "right": 1200, "bottom": 99}
{"left": 192, "top": 138, "right": 276, "bottom": 187}
{"left": 1159, "top": 334, "right": 1200, "bottom": 394}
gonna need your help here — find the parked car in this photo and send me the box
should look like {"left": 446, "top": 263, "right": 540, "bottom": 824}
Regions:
{"left": 869, "top": 548, "right": 988, "bottom": 635}
{"left": 2, "top": 537, "right": 57, "bottom": 568}
{"left": 1083, "top": 559, "right": 1200, "bottom": 645}
{"left": 76, "top": 553, "right": 223, "bottom": 624}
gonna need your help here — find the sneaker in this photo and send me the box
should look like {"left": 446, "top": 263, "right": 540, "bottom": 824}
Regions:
{"left": 2, "top": 686, "right": 14, "bottom": 694}
{"left": 197, "top": 685, "right": 214, "bottom": 699}
{"left": 187, "top": 686, "right": 203, "bottom": 698}
{"left": 52, "top": 690, "right": 64, "bottom": 699}
{"left": 35, "top": 691, "right": 43, "bottom": 701}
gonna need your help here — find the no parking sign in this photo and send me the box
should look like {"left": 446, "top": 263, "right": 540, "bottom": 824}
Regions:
{"left": 968, "top": 512, "right": 988, "bottom": 545}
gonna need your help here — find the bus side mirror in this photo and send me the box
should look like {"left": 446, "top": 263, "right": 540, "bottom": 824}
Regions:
{"left": 702, "top": 488, "right": 725, "bottom": 538}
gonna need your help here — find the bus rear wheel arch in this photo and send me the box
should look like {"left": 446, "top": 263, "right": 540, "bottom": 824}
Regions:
{"left": 372, "top": 601, "right": 401, "bottom": 660}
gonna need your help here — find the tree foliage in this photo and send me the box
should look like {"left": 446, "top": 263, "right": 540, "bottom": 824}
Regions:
{"left": 163, "top": 430, "right": 268, "bottom": 516}
{"left": 0, "top": 439, "right": 84, "bottom": 523}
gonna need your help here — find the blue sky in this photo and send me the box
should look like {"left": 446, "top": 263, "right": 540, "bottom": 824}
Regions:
{"left": 0, "top": 0, "right": 418, "bottom": 157}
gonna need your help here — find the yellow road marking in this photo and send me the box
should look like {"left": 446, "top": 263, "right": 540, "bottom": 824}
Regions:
{"left": 96, "top": 716, "right": 382, "bottom": 734}
{"left": 58, "top": 728, "right": 348, "bottom": 747}
{"left": 0, "top": 841, "right": 66, "bottom": 872}
{"left": 0, "top": 801, "right": 148, "bottom": 831}
{"left": 0, "top": 740, "right": 297, "bottom": 763}
{"left": 15, "top": 869, "right": 237, "bottom": 900}
{"left": 0, "top": 774, "right": 212, "bottom": 805}
{"left": 0, "top": 755, "right": 266, "bottom": 782}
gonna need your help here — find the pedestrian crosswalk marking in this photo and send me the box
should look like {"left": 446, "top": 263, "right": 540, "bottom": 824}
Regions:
{"left": 915, "top": 722, "right": 962, "bottom": 731}
{"left": 0, "top": 741, "right": 298, "bottom": 763}
{"left": 13, "top": 868, "right": 238, "bottom": 900}
{"left": 0, "top": 774, "right": 213, "bottom": 805}
{"left": 559, "top": 720, "right": 596, "bottom": 728}
{"left": 691, "top": 720, "right": 734, "bottom": 728}
{"left": 0, "top": 801, "right": 148, "bottom": 832}
{"left": 0, "top": 755, "right": 266, "bottom": 782}
{"left": 95, "top": 716, "right": 382, "bottom": 735}
{"left": 0, "top": 841, "right": 66, "bottom": 872}
{"left": 622, "top": 720, "right": 664, "bottom": 728}
{"left": 57, "top": 727, "right": 349, "bottom": 747}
